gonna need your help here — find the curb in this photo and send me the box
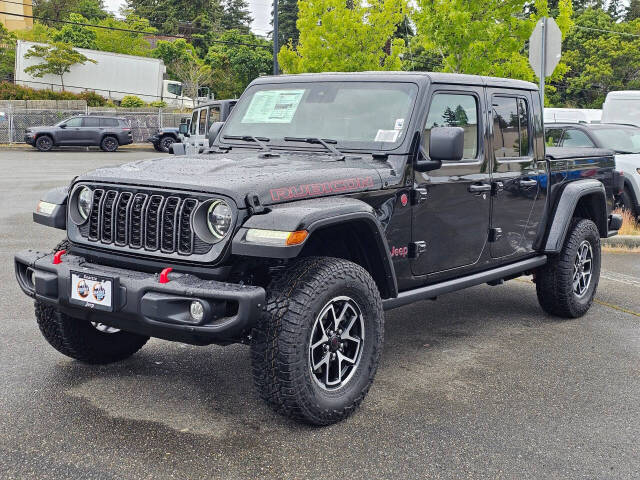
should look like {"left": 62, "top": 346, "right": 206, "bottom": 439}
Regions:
{"left": 603, "top": 235, "right": 640, "bottom": 248}
{"left": 0, "top": 143, "right": 156, "bottom": 151}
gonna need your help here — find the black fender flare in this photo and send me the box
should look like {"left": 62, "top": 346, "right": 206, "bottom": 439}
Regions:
{"left": 33, "top": 186, "right": 68, "bottom": 230}
{"left": 543, "top": 179, "right": 608, "bottom": 253}
{"left": 232, "top": 197, "right": 398, "bottom": 298}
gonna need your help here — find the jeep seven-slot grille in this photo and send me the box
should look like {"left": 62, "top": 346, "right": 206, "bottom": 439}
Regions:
{"left": 82, "top": 188, "right": 203, "bottom": 255}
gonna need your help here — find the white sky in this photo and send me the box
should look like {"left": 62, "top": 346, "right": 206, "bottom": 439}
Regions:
{"left": 103, "top": 0, "right": 273, "bottom": 37}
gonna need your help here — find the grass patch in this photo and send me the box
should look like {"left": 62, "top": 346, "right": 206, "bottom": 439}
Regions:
{"left": 613, "top": 208, "right": 640, "bottom": 236}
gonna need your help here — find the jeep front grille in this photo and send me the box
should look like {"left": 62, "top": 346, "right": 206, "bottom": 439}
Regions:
{"left": 81, "top": 188, "right": 206, "bottom": 255}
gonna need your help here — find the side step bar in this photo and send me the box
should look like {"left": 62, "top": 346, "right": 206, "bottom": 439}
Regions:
{"left": 383, "top": 255, "right": 547, "bottom": 311}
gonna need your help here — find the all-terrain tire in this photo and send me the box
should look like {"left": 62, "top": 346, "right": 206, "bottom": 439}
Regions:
{"left": 250, "top": 257, "right": 384, "bottom": 425}
{"left": 34, "top": 238, "right": 148, "bottom": 364}
{"left": 100, "top": 135, "right": 119, "bottom": 152}
{"left": 536, "top": 218, "right": 601, "bottom": 318}
{"left": 35, "top": 135, "right": 54, "bottom": 152}
{"left": 159, "top": 135, "right": 175, "bottom": 153}
{"left": 617, "top": 188, "right": 637, "bottom": 218}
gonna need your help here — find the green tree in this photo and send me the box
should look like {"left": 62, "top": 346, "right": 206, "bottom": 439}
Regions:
{"left": 205, "top": 30, "right": 272, "bottom": 97}
{"left": 120, "top": 95, "right": 146, "bottom": 107}
{"left": 278, "top": 0, "right": 407, "bottom": 73}
{"left": 0, "top": 24, "right": 16, "bottom": 81}
{"left": 14, "top": 22, "right": 59, "bottom": 43}
{"left": 92, "top": 13, "right": 156, "bottom": 56}
{"left": 52, "top": 14, "right": 98, "bottom": 49}
{"left": 272, "top": 0, "right": 300, "bottom": 48}
{"left": 126, "top": 0, "right": 223, "bottom": 34}
{"left": 411, "top": 0, "right": 572, "bottom": 81}
{"left": 34, "top": 0, "right": 110, "bottom": 24}
{"left": 221, "top": 0, "right": 253, "bottom": 33}
{"left": 152, "top": 39, "right": 198, "bottom": 77}
{"left": 548, "top": 8, "right": 640, "bottom": 107}
{"left": 24, "top": 42, "right": 97, "bottom": 90}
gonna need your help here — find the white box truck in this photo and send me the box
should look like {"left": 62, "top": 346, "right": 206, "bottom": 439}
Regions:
{"left": 14, "top": 40, "right": 200, "bottom": 107}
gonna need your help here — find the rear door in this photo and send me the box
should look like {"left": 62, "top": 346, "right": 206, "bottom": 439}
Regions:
{"left": 81, "top": 116, "right": 101, "bottom": 144}
{"left": 411, "top": 86, "right": 492, "bottom": 276}
{"left": 487, "top": 90, "right": 539, "bottom": 258}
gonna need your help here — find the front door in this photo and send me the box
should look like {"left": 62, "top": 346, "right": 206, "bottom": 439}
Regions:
{"left": 411, "top": 87, "right": 492, "bottom": 276}
{"left": 487, "top": 90, "right": 540, "bottom": 258}
{"left": 57, "top": 117, "right": 83, "bottom": 144}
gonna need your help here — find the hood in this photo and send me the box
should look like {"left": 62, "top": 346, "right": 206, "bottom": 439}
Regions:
{"left": 27, "top": 126, "right": 52, "bottom": 132}
{"left": 77, "top": 150, "right": 399, "bottom": 208}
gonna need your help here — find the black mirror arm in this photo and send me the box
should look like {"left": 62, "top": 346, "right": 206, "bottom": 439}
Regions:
{"left": 414, "top": 147, "right": 442, "bottom": 172}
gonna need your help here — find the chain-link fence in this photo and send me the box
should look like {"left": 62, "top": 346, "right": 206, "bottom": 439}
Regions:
{"left": 0, "top": 101, "right": 189, "bottom": 144}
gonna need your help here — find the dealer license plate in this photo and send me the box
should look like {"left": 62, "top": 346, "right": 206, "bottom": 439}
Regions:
{"left": 70, "top": 272, "right": 115, "bottom": 311}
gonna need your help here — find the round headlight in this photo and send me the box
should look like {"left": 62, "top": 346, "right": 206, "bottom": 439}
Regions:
{"left": 78, "top": 187, "right": 92, "bottom": 220}
{"left": 207, "top": 199, "right": 232, "bottom": 239}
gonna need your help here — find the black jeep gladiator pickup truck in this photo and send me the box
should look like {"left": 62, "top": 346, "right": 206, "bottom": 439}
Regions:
{"left": 15, "top": 72, "right": 622, "bottom": 425}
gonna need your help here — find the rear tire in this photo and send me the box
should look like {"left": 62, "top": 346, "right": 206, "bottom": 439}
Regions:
{"left": 536, "top": 218, "right": 601, "bottom": 318}
{"left": 35, "top": 135, "right": 53, "bottom": 152}
{"left": 100, "top": 135, "right": 119, "bottom": 152}
{"left": 250, "top": 257, "right": 384, "bottom": 425}
{"left": 616, "top": 188, "right": 636, "bottom": 217}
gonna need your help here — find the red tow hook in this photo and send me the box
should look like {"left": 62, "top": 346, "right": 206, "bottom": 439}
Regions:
{"left": 52, "top": 250, "right": 67, "bottom": 265}
{"left": 158, "top": 267, "right": 173, "bottom": 284}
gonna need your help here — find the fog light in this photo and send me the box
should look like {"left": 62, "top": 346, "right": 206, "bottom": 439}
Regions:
{"left": 190, "top": 301, "right": 205, "bottom": 322}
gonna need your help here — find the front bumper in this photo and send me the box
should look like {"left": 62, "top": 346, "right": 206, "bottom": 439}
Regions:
{"left": 146, "top": 135, "right": 160, "bottom": 144}
{"left": 15, "top": 250, "right": 265, "bottom": 345}
{"left": 24, "top": 135, "right": 35, "bottom": 145}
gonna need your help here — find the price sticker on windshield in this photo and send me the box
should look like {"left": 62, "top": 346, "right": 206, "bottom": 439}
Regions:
{"left": 375, "top": 129, "right": 400, "bottom": 142}
{"left": 242, "top": 90, "right": 305, "bottom": 124}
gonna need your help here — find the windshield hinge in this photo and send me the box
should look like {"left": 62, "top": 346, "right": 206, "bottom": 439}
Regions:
{"left": 245, "top": 193, "right": 266, "bottom": 214}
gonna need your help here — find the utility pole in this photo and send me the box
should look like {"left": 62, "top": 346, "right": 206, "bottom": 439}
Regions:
{"left": 273, "top": 0, "right": 279, "bottom": 75}
{"left": 538, "top": 17, "right": 546, "bottom": 108}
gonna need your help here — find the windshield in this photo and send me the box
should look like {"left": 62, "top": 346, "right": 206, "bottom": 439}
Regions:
{"left": 602, "top": 98, "right": 640, "bottom": 126}
{"left": 591, "top": 127, "right": 640, "bottom": 153}
{"left": 221, "top": 81, "right": 418, "bottom": 151}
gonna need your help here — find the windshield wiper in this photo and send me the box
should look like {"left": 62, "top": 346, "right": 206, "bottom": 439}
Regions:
{"left": 284, "top": 137, "right": 345, "bottom": 160}
{"left": 223, "top": 135, "right": 272, "bottom": 151}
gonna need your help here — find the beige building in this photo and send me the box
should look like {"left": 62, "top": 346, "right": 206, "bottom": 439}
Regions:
{"left": 0, "top": 0, "right": 33, "bottom": 32}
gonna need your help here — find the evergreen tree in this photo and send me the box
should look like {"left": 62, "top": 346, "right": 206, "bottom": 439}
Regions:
{"left": 126, "top": 0, "right": 223, "bottom": 34}
{"left": 606, "top": 0, "right": 624, "bottom": 20}
{"left": 272, "top": 0, "right": 300, "bottom": 49}
{"left": 221, "top": 0, "right": 253, "bottom": 34}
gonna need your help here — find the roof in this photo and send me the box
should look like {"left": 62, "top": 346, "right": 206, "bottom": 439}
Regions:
{"left": 605, "top": 90, "right": 640, "bottom": 99}
{"left": 252, "top": 71, "right": 538, "bottom": 91}
{"left": 545, "top": 122, "right": 640, "bottom": 130}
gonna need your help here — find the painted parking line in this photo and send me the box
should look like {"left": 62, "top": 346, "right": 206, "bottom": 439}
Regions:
{"left": 600, "top": 271, "right": 640, "bottom": 288}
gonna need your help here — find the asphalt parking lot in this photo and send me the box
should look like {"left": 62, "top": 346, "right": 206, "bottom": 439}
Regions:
{"left": 1, "top": 148, "right": 639, "bottom": 479}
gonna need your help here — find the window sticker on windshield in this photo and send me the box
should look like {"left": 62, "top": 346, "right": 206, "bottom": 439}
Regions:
{"left": 375, "top": 129, "right": 400, "bottom": 142}
{"left": 394, "top": 118, "right": 404, "bottom": 130}
{"left": 241, "top": 90, "right": 305, "bottom": 124}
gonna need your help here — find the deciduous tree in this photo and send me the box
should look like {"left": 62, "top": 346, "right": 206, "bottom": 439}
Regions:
{"left": 278, "top": 0, "right": 407, "bottom": 73}
{"left": 52, "top": 14, "right": 98, "bottom": 49}
{"left": 24, "top": 42, "right": 96, "bottom": 90}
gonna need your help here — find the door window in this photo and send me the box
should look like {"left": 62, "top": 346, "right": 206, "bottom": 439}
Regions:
{"left": 64, "top": 117, "right": 83, "bottom": 127}
{"left": 492, "top": 97, "right": 530, "bottom": 158}
{"left": 199, "top": 108, "right": 208, "bottom": 135}
{"left": 561, "top": 129, "right": 595, "bottom": 147}
{"left": 424, "top": 93, "right": 478, "bottom": 159}
{"left": 190, "top": 111, "right": 198, "bottom": 135}
{"left": 545, "top": 128, "right": 564, "bottom": 146}
{"left": 167, "top": 83, "right": 182, "bottom": 96}
{"left": 82, "top": 117, "right": 100, "bottom": 127}
{"left": 208, "top": 106, "right": 221, "bottom": 131}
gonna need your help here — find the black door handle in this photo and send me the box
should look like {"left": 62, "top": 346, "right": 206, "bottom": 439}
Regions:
{"left": 468, "top": 183, "right": 492, "bottom": 193}
{"left": 519, "top": 179, "right": 538, "bottom": 187}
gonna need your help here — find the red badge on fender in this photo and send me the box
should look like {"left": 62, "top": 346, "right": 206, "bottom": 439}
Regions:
{"left": 400, "top": 193, "right": 408, "bottom": 207}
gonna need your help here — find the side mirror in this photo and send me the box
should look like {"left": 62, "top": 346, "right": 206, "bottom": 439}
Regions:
{"left": 59, "top": 124, "right": 67, "bottom": 129}
{"left": 178, "top": 123, "right": 189, "bottom": 135}
{"left": 208, "top": 121, "right": 225, "bottom": 147}
{"left": 429, "top": 126, "right": 464, "bottom": 161}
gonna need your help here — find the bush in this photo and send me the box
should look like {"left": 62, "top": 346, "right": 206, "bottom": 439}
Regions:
{"left": 149, "top": 100, "right": 167, "bottom": 108}
{"left": 120, "top": 95, "right": 146, "bottom": 108}
{"left": 0, "top": 81, "right": 108, "bottom": 104}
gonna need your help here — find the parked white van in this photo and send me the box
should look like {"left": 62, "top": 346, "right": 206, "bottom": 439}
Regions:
{"left": 602, "top": 91, "right": 640, "bottom": 126}
{"left": 544, "top": 108, "right": 601, "bottom": 124}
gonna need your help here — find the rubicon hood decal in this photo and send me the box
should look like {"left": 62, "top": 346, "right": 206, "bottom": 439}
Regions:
{"left": 77, "top": 151, "right": 388, "bottom": 208}
{"left": 270, "top": 176, "right": 375, "bottom": 202}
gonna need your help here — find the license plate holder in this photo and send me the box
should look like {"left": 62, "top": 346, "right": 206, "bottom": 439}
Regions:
{"left": 69, "top": 271, "right": 118, "bottom": 312}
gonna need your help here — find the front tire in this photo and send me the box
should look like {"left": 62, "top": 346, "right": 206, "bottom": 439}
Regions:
{"left": 159, "top": 135, "right": 175, "bottom": 153}
{"left": 100, "top": 135, "right": 119, "bottom": 152}
{"left": 250, "top": 257, "right": 384, "bottom": 425}
{"left": 35, "top": 135, "right": 53, "bottom": 152}
{"left": 35, "top": 303, "right": 149, "bottom": 364}
{"left": 536, "top": 218, "right": 601, "bottom": 318}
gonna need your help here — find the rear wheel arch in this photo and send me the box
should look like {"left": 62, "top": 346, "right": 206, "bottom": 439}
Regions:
{"left": 622, "top": 178, "right": 639, "bottom": 207}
